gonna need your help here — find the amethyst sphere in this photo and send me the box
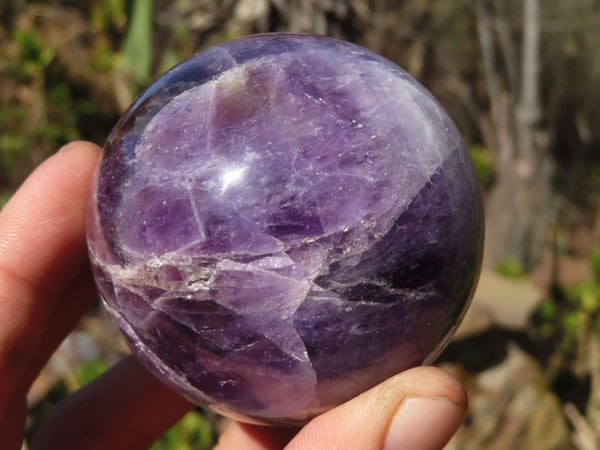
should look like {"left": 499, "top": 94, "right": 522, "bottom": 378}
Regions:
{"left": 87, "top": 33, "right": 483, "bottom": 424}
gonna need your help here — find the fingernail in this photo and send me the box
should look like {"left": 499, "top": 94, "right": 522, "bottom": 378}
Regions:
{"left": 383, "top": 396, "right": 466, "bottom": 450}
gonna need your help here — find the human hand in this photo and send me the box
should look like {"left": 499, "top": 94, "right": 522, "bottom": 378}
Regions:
{"left": 0, "top": 141, "right": 467, "bottom": 449}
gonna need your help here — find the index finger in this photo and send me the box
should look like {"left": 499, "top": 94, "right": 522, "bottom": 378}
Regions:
{"left": 0, "top": 141, "right": 101, "bottom": 409}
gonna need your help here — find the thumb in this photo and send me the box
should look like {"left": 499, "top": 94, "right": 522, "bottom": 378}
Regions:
{"left": 287, "top": 366, "right": 466, "bottom": 450}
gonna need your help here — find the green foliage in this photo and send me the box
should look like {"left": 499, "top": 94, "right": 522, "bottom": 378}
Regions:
{"left": 91, "top": 0, "right": 127, "bottom": 33}
{"left": 535, "top": 299, "right": 557, "bottom": 339}
{"left": 537, "top": 299, "right": 557, "bottom": 321}
{"left": 533, "top": 244, "right": 600, "bottom": 365}
{"left": 561, "top": 310, "right": 583, "bottom": 335}
{"left": 0, "top": 133, "right": 28, "bottom": 172}
{"left": 0, "top": 192, "right": 12, "bottom": 210}
{"left": 159, "top": 49, "right": 183, "bottom": 74}
{"left": 12, "top": 28, "right": 55, "bottom": 78}
{"left": 91, "top": 43, "right": 119, "bottom": 71}
{"left": 220, "top": 30, "right": 242, "bottom": 43}
{"left": 43, "top": 83, "right": 82, "bottom": 144}
{"left": 469, "top": 145, "right": 494, "bottom": 186}
{"left": 74, "top": 358, "right": 111, "bottom": 386}
{"left": 121, "top": 0, "right": 154, "bottom": 89}
{"left": 495, "top": 258, "right": 527, "bottom": 279}
{"left": 151, "top": 410, "right": 214, "bottom": 450}
{"left": 0, "top": 103, "right": 30, "bottom": 179}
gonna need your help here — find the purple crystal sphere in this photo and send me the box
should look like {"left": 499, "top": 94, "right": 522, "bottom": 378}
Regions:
{"left": 87, "top": 33, "right": 484, "bottom": 424}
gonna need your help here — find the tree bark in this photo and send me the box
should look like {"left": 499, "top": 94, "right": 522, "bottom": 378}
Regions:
{"left": 479, "top": 0, "right": 553, "bottom": 270}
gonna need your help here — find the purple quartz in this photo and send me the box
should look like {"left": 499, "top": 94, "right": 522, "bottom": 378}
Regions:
{"left": 87, "top": 33, "right": 484, "bottom": 424}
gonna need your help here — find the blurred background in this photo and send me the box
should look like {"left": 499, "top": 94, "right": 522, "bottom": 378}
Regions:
{"left": 1, "top": 0, "right": 600, "bottom": 448}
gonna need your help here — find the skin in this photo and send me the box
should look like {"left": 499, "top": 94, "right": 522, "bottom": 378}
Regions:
{"left": 0, "top": 141, "right": 467, "bottom": 449}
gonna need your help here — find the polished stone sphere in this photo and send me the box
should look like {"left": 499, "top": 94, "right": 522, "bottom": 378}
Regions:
{"left": 87, "top": 33, "right": 484, "bottom": 424}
